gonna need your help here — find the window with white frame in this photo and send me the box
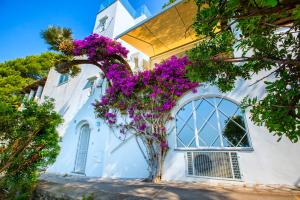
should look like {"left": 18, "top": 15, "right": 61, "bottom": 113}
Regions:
{"left": 58, "top": 73, "right": 69, "bottom": 85}
{"left": 176, "top": 97, "right": 251, "bottom": 149}
{"left": 97, "top": 16, "right": 108, "bottom": 32}
{"left": 84, "top": 76, "right": 97, "bottom": 96}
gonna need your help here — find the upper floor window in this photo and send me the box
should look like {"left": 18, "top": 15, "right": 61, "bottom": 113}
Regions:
{"left": 175, "top": 96, "right": 251, "bottom": 149}
{"left": 84, "top": 76, "right": 97, "bottom": 96}
{"left": 58, "top": 73, "right": 69, "bottom": 85}
{"left": 98, "top": 16, "right": 108, "bottom": 32}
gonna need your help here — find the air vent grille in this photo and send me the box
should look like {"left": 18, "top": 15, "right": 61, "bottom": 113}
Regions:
{"left": 186, "top": 151, "right": 241, "bottom": 180}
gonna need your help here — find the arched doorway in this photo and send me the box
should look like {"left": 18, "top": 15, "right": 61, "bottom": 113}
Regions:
{"left": 74, "top": 124, "right": 90, "bottom": 174}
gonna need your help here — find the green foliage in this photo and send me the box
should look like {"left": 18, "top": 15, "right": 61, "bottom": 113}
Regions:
{"left": 0, "top": 100, "right": 62, "bottom": 199}
{"left": 82, "top": 194, "right": 94, "bottom": 200}
{"left": 163, "top": 0, "right": 177, "bottom": 8}
{"left": 0, "top": 53, "right": 63, "bottom": 199}
{"left": 187, "top": 0, "right": 300, "bottom": 142}
{"left": 41, "top": 26, "right": 82, "bottom": 76}
{"left": 0, "top": 52, "right": 65, "bottom": 105}
{"left": 41, "top": 26, "right": 73, "bottom": 52}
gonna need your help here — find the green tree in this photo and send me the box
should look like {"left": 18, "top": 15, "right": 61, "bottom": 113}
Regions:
{"left": 0, "top": 100, "right": 62, "bottom": 199}
{"left": 0, "top": 52, "right": 63, "bottom": 199}
{"left": 183, "top": 0, "right": 300, "bottom": 142}
{"left": 0, "top": 52, "right": 64, "bottom": 105}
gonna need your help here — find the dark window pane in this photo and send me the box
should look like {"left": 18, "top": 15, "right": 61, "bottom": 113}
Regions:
{"left": 222, "top": 115, "right": 249, "bottom": 147}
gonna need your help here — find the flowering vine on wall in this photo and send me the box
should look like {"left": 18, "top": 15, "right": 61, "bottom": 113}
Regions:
{"left": 42, "top": 28, "right": 199, "bottom": 182}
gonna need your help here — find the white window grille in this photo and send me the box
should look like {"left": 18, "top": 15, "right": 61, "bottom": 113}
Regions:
{"left": 58, "top": 73, "right": 69, "bottom": 85}
{"left": 176, "top": 97, "right": 251, "bottom": 149}
{"left": 186, "top": 151, "right": 241, "bottom": 180}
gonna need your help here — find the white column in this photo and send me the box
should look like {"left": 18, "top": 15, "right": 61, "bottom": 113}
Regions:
{"left": 28, "top": 89, "right": 35, "bottom": 100}
{"left": 23, "top": 93, "right": 29, "bottom": 101}
{"left": 34, "top": 85, "right": 43, "bottom": 100}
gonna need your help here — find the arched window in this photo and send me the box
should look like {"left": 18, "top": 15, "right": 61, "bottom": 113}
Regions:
{"left": 74, "top": 124, "right": 90, "bottom": 174}
{"left": 175, "top": 96, "right": 251, "bottom": 149}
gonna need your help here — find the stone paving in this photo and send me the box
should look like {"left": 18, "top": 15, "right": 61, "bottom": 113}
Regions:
{"left": 35, "top": 173, "right": 300, "bottom": 200}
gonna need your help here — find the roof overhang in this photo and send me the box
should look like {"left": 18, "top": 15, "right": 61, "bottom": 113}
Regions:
{"left": 22, "top": 77, "right": 47, "bottom": 93}
{"left": 116, "top": 0, "right": 199, "bottom": 58}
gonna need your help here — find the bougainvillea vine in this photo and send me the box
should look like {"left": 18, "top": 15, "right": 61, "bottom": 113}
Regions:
{"left": 43, "top": 30, "right": 199, "bottom": 182}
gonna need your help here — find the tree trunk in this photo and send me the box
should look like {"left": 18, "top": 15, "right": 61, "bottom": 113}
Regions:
{"left": 152, "top": 148, "right": 164, "bottom": 183}
{"left": 143, "top": 138, "right": 167, "bottom": 183}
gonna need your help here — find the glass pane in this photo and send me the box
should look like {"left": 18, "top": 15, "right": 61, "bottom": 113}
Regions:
{"left": 176, "top": 102, "right": 193, "bottom": 132}
{"left": 59, "top": 74, "right": 69, "bottom": 85}
{"left": 177, "top": 117, "right": 195, "bottom": 146}
{"left": 219, "top": 111, "right": 229, "bottom": 130}
{"left": 177, "top": 111, "right": 194, "bottom": 133}
{"left": 177, "top": 102, "right": 193, "bottom": 120}
{"left": 195, "top": 99, "right": 214, "bottom": 130}
{"left": 222, "top": 114, "right": 249, "bottom": 147}
{"left": 198, "top": 112, "right": 220, "bottom": 147}
{"left": 176, "top": 101, "right": 196, "bottom": 147}
{"left": 211, "top": 136, "right": 221, "bottom": 147}
{"left": 204, "top": 98, "right": 216, "bottom": 107}
{"left": 84, "top": 80, "right": 94, "bottom": 89}
{"left": 176, "top": 138, "right": 185, "bottom": 147}
{"left": 194, "top": 98, "right": 203, "bottom": 108}
{"left": 218, "top": 99, "right": 238, "bottom": 117}
{"left": 188, "top": 138, "right": 197, "bottom": 147}
{"left": 176, "top": 117, "right": 185, "bottom": 133}
{"left": 222, "top": 135, "right": 234, "bottom": 147}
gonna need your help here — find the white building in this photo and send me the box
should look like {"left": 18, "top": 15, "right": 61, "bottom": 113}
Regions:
{"left": 28, "top": 0, "right": 300, "bottom": 187}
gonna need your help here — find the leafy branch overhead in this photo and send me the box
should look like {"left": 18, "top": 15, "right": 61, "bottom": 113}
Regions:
{"left": 185, "top": 0, "right": 300, "bottom": 142}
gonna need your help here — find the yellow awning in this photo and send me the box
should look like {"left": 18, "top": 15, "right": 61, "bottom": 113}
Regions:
{"left": 117, "top": 0, "right": 198, "bottom": 58}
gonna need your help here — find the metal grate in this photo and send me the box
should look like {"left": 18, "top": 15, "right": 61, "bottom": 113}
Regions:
{"left": 186, "top": 151, "right": 241, "bottom": 180}
{"left": 231, "top": 152, "right": 241, "bottom": 179}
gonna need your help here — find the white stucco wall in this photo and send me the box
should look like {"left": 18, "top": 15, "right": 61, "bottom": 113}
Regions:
{"left": 93, "top": 1, "right": 145, "bottom": 39}
{"left": 41, "top": 0, "right": 300, "bottom": 188}
{"left": 43, "top": 63, "right": 148, "bottom": 178}
{"left": 93, "top": 2, "right": 118, "bottom": 38}
{"left": 163, "top": 71, "right": 300, "bottom": 187}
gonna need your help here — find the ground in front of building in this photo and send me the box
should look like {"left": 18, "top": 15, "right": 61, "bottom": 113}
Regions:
{"left": 34, "top": 173, "right": 300, "bottom": 200}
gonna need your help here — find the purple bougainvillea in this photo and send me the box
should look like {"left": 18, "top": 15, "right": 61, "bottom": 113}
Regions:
{"left": 70, "top": 33, "right": 199, "bottom": 182}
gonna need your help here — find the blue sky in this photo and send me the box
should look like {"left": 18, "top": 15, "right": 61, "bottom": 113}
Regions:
{"left": 0, "top": 0, "right": 165, "bottom": 63}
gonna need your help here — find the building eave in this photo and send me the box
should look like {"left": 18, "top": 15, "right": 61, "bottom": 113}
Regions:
{"left": 115, "top": 0, "right": 199, "bottom": 58}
